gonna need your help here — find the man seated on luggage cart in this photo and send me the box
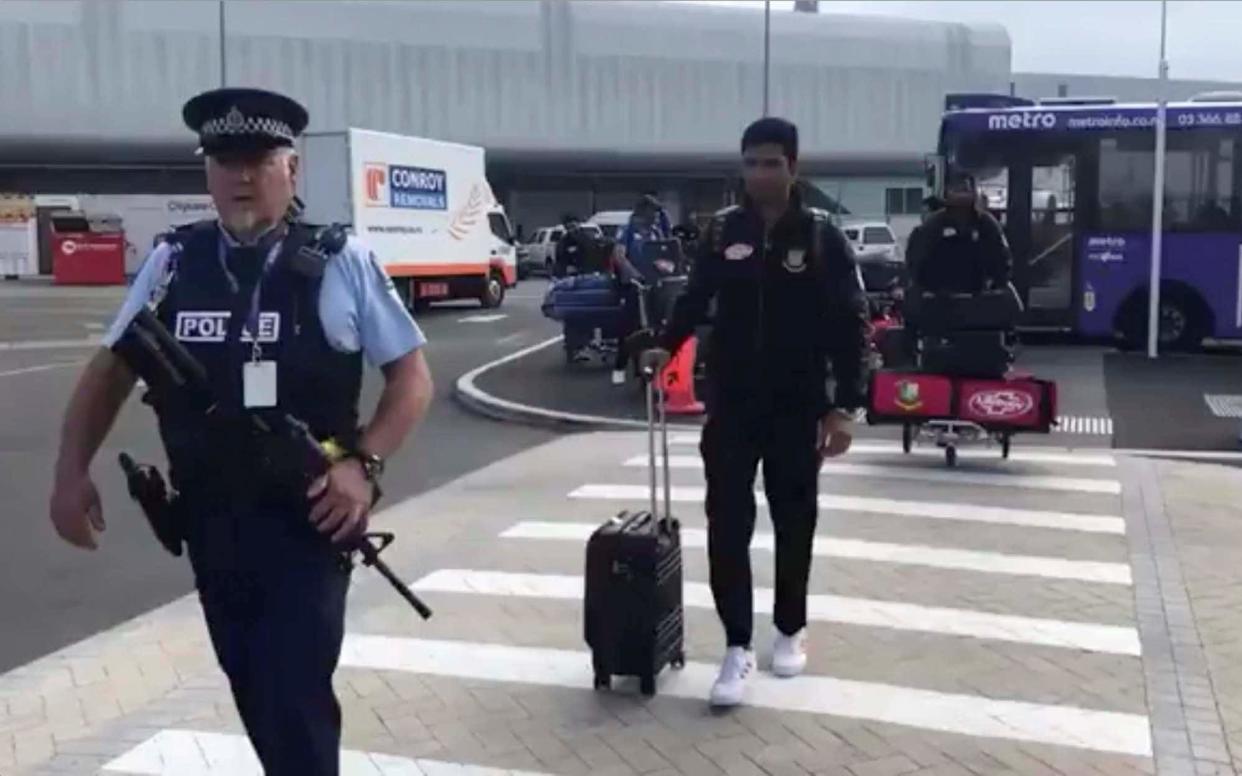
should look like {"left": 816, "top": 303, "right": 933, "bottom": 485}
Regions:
{"left": 906, "top": 171, "right": 1011, "bottom": 297}
{"left": 901, "top": 170, "right": 1021, "bottom": 375}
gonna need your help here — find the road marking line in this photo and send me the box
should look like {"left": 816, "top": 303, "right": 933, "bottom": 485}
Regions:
{"left": 1204, "top": 394, "right": 1242, "bottom": 419}
{"left": 501, "top": 521, "right": 1132, "bottom": 585}
{"left": 83, "top": 321, "right": 106, "bottom": 330}
{"left": 0, "top": 336, "right": 101, "bottom": 352}
{"left": 338, "top": 635, "right": 1151, "bottom": 757}
{"left": 1056, "top": 415, "right": 1114, "bottom": 436}
{"left": 625, "top": 455, "right": 1121, "bottom": 495}
{"left": 666, "top": 435, "right": 1118, "bottom": 466}
{"left": 458, "top": 314, "right": 508, "bottom": 323}
{"left": 413, "top": 569, "right": 1141, "bottom": 656}
{"left": 573, "top": 482, "right": 1125, "bottom": 535}
{"left": 103, "top": 728, "right": 553, "bottom": 775}
{"left": 0, "top": 360, "right": 84, "bottom": 378}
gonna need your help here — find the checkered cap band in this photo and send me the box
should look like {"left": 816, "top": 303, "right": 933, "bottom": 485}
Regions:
{"left": 200, "top": 106, "right": 294, "bottom": 143}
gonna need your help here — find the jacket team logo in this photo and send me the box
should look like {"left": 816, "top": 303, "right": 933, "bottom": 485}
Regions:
{"left": 724, "top": 243, "right": 754, "bottom": 261}
{"left": 966, "top": 389, "right": 1034, "bottom": 419}
{"left": 783, "top": 248, "right": 807, "bottom": 273}
{"left": 894, "top": 380, "right": 922, "bottom": 411}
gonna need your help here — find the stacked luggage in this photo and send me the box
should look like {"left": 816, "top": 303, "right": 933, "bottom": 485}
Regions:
{"left": 903, "top": 285, "right": 1022, "bottom": 378}
{"left": 867, "top": 284, "right": 1058, "bottom": 439}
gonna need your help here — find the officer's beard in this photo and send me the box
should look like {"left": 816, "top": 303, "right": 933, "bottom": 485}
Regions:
{"left": 221, "top": 208, "right": 278, "bottom": 246}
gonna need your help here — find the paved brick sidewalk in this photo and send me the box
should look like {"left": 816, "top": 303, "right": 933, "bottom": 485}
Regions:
{"left": 3, "top": 433, "right": 1240, "bottom": 775}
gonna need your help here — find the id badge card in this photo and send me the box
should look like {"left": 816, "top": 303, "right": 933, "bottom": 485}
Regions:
{"left": 243, "top": 361, "right": 278, "bottom": 408}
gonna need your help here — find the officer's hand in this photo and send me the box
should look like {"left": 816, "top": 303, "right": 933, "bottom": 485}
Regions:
{"left": 818, "top": 411, "right": 855, "bottom": 461}
{"left": 307, "top": 461, "right": 373, "bottom": 544}
{"left": 49, "top": 471, "right": 105, "bottom": 550}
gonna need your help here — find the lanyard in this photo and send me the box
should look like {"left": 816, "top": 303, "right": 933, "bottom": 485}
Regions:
{"left": 217, "top": 235, "right": 283, "bottom": 360}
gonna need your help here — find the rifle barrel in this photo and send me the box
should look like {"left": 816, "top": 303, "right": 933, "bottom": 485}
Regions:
{"left": 355, "top": 541, "right": 433, "bottom": 619}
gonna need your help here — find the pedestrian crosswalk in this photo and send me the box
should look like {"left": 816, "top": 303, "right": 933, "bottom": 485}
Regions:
{"left": 103, "top": 431, "right": 1152, "bottom": 774}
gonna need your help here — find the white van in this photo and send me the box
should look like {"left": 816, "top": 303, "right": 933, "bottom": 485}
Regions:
{"left": 299, "top": 128, "right": 517, "bottom": 309}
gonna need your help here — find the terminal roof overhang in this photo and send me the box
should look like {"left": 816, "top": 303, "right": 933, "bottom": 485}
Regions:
{"left": 0, "top": 137, "right": 923, "bottom": 178}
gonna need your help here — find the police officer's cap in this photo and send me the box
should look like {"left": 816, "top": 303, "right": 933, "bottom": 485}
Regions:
{"left": 182, "top": 87, "right": 309, "bottom": 157}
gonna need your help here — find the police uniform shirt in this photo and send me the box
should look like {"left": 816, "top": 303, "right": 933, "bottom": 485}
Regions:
{"left": 103, "top": 228, "right": 426, "bottom": 367}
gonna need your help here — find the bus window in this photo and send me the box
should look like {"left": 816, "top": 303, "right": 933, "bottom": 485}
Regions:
{"left": 1098, "top": 134, "right": 1242, "bottom": 233}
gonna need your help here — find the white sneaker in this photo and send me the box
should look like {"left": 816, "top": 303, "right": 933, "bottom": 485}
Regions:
{"left": 771, "top": 628, "right": 808, "bottom": 678}
{"left": 611, "top": 369, "right": 626, "bottom": 385}
{"left": 709, "top": 647, "right": 755, "bottom": 707}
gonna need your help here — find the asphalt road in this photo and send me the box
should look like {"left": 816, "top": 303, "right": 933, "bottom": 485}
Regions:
{"left": 0, "top": 279, "right": 560, "bottom": 674}
{"left": 473, "top": 332, "right": 1122, "bottom": 446}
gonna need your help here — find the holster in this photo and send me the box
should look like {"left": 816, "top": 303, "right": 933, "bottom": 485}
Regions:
{"left": 119, "top": 453, "right": 185, "bottom": 557}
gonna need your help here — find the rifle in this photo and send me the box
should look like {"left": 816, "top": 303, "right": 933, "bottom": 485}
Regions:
{"left": 112, "top": 306, "right": 432, "bottom": 620}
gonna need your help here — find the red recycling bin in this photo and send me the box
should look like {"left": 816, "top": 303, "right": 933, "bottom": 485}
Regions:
{"left": 52, "top": 230, "right": 125, "bottom": 285}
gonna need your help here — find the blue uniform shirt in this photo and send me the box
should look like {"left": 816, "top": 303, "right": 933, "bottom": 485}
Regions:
{"left": 104, "top": 227, "right": 426, "bottom": 368}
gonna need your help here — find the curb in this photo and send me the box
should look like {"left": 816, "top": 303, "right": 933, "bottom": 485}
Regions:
{"left": 455, "top": 337, "right": 1242, "bottom": 464}
{"left": 452, "top": 334, "right": 702, "bottom": 433}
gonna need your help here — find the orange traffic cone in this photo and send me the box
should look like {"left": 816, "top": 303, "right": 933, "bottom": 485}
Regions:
{"left": 659, "top": 336, "right": 705, "bottom": 415}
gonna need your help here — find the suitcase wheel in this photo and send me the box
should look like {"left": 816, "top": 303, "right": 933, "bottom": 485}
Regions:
{"left": 640, "top": 673, "right": 656, "bottom": 697}
{"left": 593, "top": 673, "right": 611, "bottom": 691}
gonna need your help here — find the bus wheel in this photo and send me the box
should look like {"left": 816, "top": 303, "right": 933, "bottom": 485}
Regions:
{"left": 480, "top": 270, "right": 505, "bottom": 309}
{"left": 1118, "top": 286, "right": 1207, "bottom": 352}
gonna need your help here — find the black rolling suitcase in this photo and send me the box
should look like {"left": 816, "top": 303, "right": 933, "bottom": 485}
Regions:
{"left": 584, "top": 360, "right": 685, "bottom": 696}
{"left": 919, "top": 331, "right": 1013, "bottom": 377}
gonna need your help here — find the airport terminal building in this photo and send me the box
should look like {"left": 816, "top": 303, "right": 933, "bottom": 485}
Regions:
{"left": 1, "top": 0, "right": 1237, "bottom": 273}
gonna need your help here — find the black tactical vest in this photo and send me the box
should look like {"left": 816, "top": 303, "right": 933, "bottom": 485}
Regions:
{"left": 151, "top": 221, "right": 363, "bottom": 495}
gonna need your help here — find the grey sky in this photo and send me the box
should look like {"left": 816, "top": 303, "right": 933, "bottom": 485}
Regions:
{"left": 686, "top": 1, "right": 1242, "bottom": 82}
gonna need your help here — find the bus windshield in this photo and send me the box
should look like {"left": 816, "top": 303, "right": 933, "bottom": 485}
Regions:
{"left": 936, "top": 99, "right": 1242, "bottom": 348}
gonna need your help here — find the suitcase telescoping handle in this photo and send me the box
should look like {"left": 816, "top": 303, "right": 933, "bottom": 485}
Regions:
{"left": 639, "top": 348, "right": 672, "bottom": 521}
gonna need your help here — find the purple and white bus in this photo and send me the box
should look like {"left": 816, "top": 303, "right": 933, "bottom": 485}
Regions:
{"left": 932, "top": 93, "right": 1242, "bottom": 349}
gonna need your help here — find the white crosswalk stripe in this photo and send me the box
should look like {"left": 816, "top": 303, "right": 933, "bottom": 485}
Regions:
{"left": 571, "top": 482, "right": 1126, "bottom": 534}
{"left": 104, "top": 729, "right": 554, "bottom": 775}
{"left": 412, "top": 569, "right": 1142, "bottom": 655}
{"left": 668, "top": 434, "right": 1119, "bottom": 465}
{"left": 625, "top": 454, "right": 1122, "bottom": 494}
{"left": 501, "top": 521, "right": 1132, "bottom": 584}
{"left": 338, "top": 635, "right": 1151, "bottom": 757}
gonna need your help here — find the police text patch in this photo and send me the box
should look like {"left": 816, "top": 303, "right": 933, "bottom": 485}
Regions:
{"left": 175, "top": 311, "right": 281, "bottom": 343}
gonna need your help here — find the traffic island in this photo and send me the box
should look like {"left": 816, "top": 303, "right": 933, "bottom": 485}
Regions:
{"left": 455, "top": 335, "right": 706, "bottom": 431}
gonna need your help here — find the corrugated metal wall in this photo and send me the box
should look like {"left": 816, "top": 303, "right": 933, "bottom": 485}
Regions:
{"left": 0, "top": 0, "right": 1010, "bottom": 162}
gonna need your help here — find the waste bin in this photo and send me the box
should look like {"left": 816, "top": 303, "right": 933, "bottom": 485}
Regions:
{"left": 51, "top": 212, "right": 125, "bottom": 285}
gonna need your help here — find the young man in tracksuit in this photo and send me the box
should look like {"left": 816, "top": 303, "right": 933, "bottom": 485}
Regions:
{"left": 645, "top": 117, "right": 869, "bottom": 706}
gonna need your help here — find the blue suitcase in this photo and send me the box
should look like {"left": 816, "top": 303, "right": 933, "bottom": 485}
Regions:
{"left": 541, "top": 273, "right": 622, "bottom": 322}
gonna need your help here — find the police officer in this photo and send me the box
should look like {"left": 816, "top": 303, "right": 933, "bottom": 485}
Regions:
{"left": 905, "top": 171, "right": 1012, "bottom": 294}
{"left": 47, "top": 87, "right": 433, "bottom": 775}
{"left": 643, "top": 117, "right": 868, "bottom": 707}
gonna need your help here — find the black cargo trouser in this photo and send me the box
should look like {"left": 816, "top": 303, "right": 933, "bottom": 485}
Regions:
{"left": 183, "top": 494, "right": 351, "bottom": 776}
{"left": 699, "top": 404, "right": 821, "bottom": 648}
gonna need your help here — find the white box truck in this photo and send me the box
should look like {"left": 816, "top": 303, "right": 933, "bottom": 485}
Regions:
{"left": 298, "top": 128, "right": 517, "bottom": 309}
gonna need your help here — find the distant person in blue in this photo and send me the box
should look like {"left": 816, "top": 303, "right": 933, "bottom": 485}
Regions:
{"left": 47, "top": 87, "right": 434, "bottom": 776}
{"left": 610, "top": 194, "right": 671, "bottom": 384}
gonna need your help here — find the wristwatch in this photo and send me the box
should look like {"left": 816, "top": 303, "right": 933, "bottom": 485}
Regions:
{"left": 348, "top": 449, "right": 385, "bottom": 483}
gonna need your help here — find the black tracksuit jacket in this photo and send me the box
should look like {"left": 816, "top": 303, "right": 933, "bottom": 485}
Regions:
{"left": 659, "top": 191, "right": 870, "bottom": 416}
